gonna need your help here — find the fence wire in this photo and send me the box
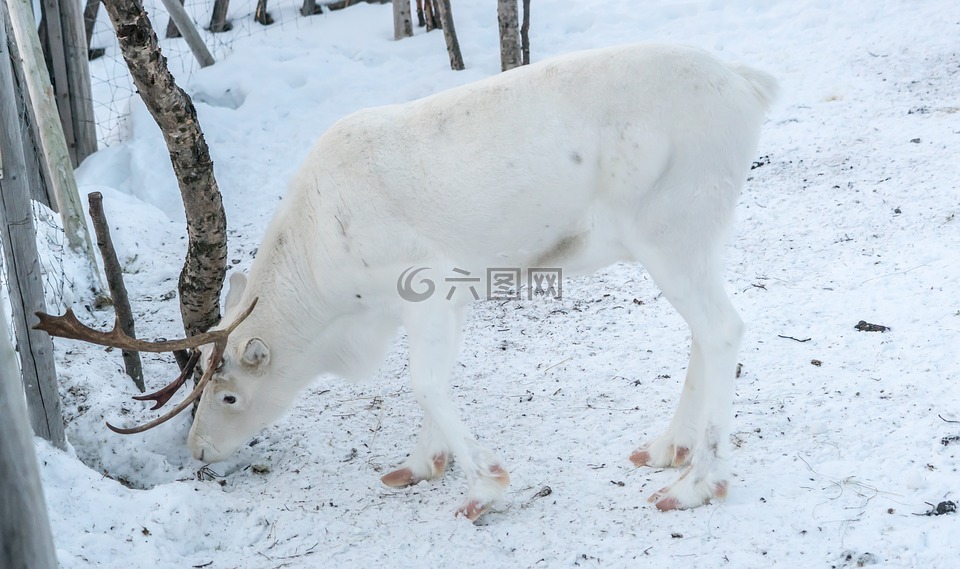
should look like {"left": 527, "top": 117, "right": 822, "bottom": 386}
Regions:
{"left": 6, "top": 1, "right": 336, "bottom": 308}
{"left": 88, "top": 0, "right": 328, "bottom": 146}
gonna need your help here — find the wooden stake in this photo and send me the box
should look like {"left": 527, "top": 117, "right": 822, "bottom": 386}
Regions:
{"left": 88, "top": 192, "right": 145, "bottom": 392}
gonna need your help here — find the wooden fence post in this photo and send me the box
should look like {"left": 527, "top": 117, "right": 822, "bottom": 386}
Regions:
{"left": 6, "top": 0, "right": 104, "bottom": 294}
{"left": 3, "top": 10, "right": 57, "bottom": 211}
{"left": 0, "top": 8, "right": 67, "bottom": 450}
{"left": 84, "top": 0, "right": 100, "bottom": 46}
{"left": 300, "top": 0, "right": 320, "bottom": 17}
{"left": 157, "top": 0, "right": 215, "bottom": 68}
{"left": 209, "top": 0, "right": 231, "bottom": 33}
{"left": 0, "top": 296, "right": 58, "bottom": 569}
{"left": 39, "top": 0, "right": 98, "bottom": 166}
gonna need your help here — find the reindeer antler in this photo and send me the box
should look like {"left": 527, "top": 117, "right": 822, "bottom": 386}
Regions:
{"left": 34, "top": 301, "right": 255, "bottom": 352}
{"left": 34, "top": 299, "right": 259, "bottom": 434}
{"left": 132, "top": 350, "right": 201, "bottom": 410}
{"left": 105, "top": 343, "right": 222, "bottom": 435}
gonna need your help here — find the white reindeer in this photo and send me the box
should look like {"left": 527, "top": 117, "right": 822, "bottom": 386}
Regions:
{"left": 39, "top": 43, "right": 776, "bottom": 520}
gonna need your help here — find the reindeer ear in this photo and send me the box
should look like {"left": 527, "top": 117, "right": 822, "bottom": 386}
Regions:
{"left": 242, "top": 338, "right": 269, "bottom": 369}
{"left": 224, "top": 272, "right": 248, "bottom": 313}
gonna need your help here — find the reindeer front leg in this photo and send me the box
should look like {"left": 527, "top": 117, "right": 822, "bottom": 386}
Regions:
{"left": 384, "top": 302, "right": 509, "bottom": 521}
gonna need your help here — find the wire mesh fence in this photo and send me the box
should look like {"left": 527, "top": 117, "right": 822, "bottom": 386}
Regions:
{"left": 3, "top": 1, "right": 340, "bottom": 309}
{"left": 87, "top": 0, "right": 332, "bottom": 146}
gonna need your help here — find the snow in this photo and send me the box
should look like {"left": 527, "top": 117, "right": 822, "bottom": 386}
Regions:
{"left": 25, "top": 0, "right": 959, "bottom": 567}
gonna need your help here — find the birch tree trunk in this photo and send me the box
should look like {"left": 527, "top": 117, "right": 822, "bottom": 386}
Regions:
{"left": 393, "top": 0, "right": 413, "bottom": 40}
{"left": 415, "top": 0, "right": 425, "bottom": 26}
{"left": 99, "top": 0, "right": 227, "bottom": 336}
{"left": 434, "top": 0, "right": 463, "bottom": 70}
{"left": 0, "top": 299, "right": 58, "bottom": 569}
{"left": 423, "top": 0, "right": 439, "bottom": 32}
{"left": 497, "top": 0, "right": 520, "bottom": 71}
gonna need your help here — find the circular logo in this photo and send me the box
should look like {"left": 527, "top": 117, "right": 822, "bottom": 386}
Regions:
{"left": 397, "top": 267, "right": 435, "bottom": 302}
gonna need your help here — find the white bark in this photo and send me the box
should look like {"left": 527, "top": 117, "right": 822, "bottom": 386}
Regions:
{"left": 393, "top": 0, "right": 413, "bottom": 40}
{"left": 498, "top": 0, "right": 520, "bottom": 71}
{"left": 434, "top": 0, "right": 463, "bottom": 70}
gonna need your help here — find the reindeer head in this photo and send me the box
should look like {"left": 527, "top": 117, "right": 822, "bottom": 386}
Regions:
{"left": 33, "top": 273, "right": 277, "bottom": 463}
{"left": 185, "top": 274, "right": 287, "bottom": 462}
{"left": 185, "top": 334, "right": 277, "bottom": 462}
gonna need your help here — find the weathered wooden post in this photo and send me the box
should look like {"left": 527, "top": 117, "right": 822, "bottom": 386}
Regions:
{"left": 6, "top": 0, "right": 104, "bottom": 293}
{"left": 209, "top": 0, "right": 231, "bottom": 33}
{"left": 84, "top": 0, "right": 100, "bottom": 46}
{"left": 0, "top": 297, "right": 59, "bottom": 569}
{"left": 3, "top": 9, "right": 57, "bottom": 211}
{"left": 39, "top": 0, "right": 98, "bottom": 166}
{"left": 0, "top": 6, "right": 67, "bottom": 450}
{"left": 88, "top": 192, "right": 145, "bottom": 392}
{"left": 300, "top": 0, "right": 320, "bottom": 17}
{"left": 157, "top": 0, "right": 215, "bottom": 68}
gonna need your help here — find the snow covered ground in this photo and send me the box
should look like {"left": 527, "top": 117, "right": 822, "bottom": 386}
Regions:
{"left": 26, "top": 0, "right": 959, "bottom": 567}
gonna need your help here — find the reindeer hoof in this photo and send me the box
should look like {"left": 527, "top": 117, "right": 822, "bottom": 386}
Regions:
{"left": 648, "top": 469, "right": 728, "bottom": 510}
{"left": 454, "top": 463, "right": 510, "bottom": 522}
{"left": 456, "top": 499, "right": 491, "bottom": 522}
{"left": 381, "top": 467, "right": 417, "bottom": 488}
{"left": 380, "top": 453, "right": 448, "bottom": 488}
{"left": 630, "top": 443, "right": 689, "bottom": 468}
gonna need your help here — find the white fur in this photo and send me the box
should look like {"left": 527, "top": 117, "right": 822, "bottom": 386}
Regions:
{"left": 186, "top": 43, "right": 777, "bottom": 513}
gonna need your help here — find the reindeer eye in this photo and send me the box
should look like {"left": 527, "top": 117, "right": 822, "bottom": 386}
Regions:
{"left": 222, "top": 395, "right": 237, "bottom": 405}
